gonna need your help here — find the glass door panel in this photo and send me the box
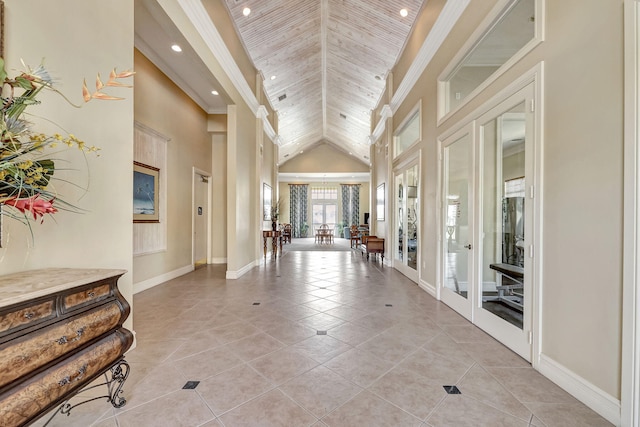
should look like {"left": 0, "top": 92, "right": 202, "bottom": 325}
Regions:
{"left": 480, "top": 102, "right": 526, "bottom": 329}
{"left": 394, "top": 159, "right": 420, "bottom": 282}
{"left": 395, "top": 173, "right": 404, "bottom": 264}
{"left": 475, "top": 81, "right": 534, "bottom": 362}
{"left": 444, "top": 133, "right": 472, "bottom": 299}
{"left": 407, "top": 164, "right": 419, "bottom": 271}
{"left": 313, "top": 203, "right": 337, "bottom": 233}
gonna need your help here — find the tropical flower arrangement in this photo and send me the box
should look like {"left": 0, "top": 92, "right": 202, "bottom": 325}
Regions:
{"left": 0, "top": 58, "right": 133, "bottom": 231}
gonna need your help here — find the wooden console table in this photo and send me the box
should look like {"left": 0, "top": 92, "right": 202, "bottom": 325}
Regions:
{"left": 263, "top": 230, "right": 283, "bottom": 259}
{"left": 0, "top": 268, "right": 133, "bottom": 426}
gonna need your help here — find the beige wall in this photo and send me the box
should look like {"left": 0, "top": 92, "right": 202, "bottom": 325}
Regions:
{"left": 133, "top": 50, "right": 212, "bottom": 283}
{"left": 203, "top": 0, "right": 257, "bottom": 96}
{"left": 226, "top": 104, "right": 259, "bottom": 273}
{"left": 380, "top": 0, "right": 624, "bottom": 402}
{"left": 211, "top": 133, "right": 227, "bottom": 262}
{"left": 279, "top": 142, "right": 370, "bottom": 173}
{"left": 541, "top": 0, "right": 623, "bottom": 398}
{"left": 279, "top": 143, "right": 370, "bottom": 229}
{"left": 0, "top": 0, "right": 135, "bottom": 328}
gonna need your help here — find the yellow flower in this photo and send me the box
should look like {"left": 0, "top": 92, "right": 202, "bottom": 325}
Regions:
{"left": 18, "top": 160, "right": 33, "bottom": 169}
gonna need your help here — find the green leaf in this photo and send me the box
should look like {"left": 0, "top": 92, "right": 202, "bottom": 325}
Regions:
{"left": 0, "top": 58, "right": 6, "bottom": 83}
{"left": 15, "top": 77, "right": 35, "bottom": 90}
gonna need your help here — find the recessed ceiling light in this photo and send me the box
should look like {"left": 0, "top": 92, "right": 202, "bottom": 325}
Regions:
{"left": 243, "top": 7, "right": 251, "bottom": 16}
{"left": 171, "top": 44, "right": 182, "bottom": 52}
{"left": 400, "top": 8, "right": 408, "bottom": 17}
{"left": 375, "top": 75, "right": 381, "bottom": 80}
{"left": 270, "top": 75, "right": 277, "bottom": 80}
{"left": 211, "top": 90, "right": 219, "bottom": 95}
{"left": 300, "top": 151, "right": 304, "bottom": 154}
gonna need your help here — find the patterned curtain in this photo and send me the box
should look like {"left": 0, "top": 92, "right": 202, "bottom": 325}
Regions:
{"left": 289, "top": 184, "right": 308, "bottom": 238}
{"left": 341, "top": 184, "right": 360, "bottom": 227}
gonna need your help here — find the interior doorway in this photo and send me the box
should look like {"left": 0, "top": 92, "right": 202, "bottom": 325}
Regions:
{"left": 439, "top": 77, "right": 540, "bottom": 362}
{"left": 394, "top": 155, "right": 420, "bottom": 282}
{"left": 193, "top": 168, "right": 211, "bottom": 268}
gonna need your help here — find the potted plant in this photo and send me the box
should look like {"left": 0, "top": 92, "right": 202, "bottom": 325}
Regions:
{"left": 300, "top": 222, "right": 309, "bottom": 238}
{"left": 270, "top": 199, "right": 281, "bottom": 231}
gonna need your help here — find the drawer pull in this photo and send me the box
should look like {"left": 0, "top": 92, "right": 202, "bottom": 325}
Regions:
{"left": 87, "top": 291, "right": 96, "bottom": 298}
{"left": 56, "top": 327, "right": 86, "bottom": 345}
{"left": 58, "top": 364, "right": 88, "bottom": 387}
{"left": 24, "top": 312, "right": 35, "bottom": 319}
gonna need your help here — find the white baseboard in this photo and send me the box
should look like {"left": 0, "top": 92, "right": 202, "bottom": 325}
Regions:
{"left": 226, "top": 261, "right": 255, "bottom": 279}
{"left": 419, "top": 279, "right": 437, "bottom": 297}
{"left": 133, "top": 264, "right": 194, "bottom": 294}
{"left": 538, "top": 354, "right": 620, "bottom": 426}
{"left": 210, "top": 257, "right": 227, "bottom": 264}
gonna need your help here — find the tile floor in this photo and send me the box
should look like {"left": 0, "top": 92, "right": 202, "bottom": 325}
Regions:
{"left": 36, "top": 249, "right": 612, "bottom": 427}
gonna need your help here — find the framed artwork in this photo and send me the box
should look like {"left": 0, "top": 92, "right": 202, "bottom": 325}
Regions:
{"left": 263, "top": 183, "right": 272, "bottom": 221}
{"left": 133, "top": 161, "right": 160, "bottom": 223}
{"left": 376, "top": 183, "right": 385, "bottom": 221}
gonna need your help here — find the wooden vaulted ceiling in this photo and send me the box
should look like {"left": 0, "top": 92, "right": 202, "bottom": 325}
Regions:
{"left": 223, "top": 0, "right": 426, "bottom": 165}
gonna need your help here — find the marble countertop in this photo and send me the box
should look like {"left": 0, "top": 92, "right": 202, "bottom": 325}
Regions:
{"left": 0, "top": 268, "right": 127, "bottom": 308}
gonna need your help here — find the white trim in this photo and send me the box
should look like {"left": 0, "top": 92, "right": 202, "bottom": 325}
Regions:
{"left": 623, "top": 1, "right": 640, "bottom": 426}
{"left": 390, "top": 0, "right": 472, "bottom": 114}
{"left": 192, "top": 167, "right": 212, "bottom": 268}
{"left": 177, "top": 0, "right": 260, "bottom": 115}
{"left": 134, "top": 120, "right": 172, "bottom": 142}
{"left": 210, "top": 257, "right": 228, "bottom": 264}
{"left": 437, "top": 0, "right": 545, "bottom": 125}
{"left": 538, "top": 355, "right": 621, "bottom": 426}
{"left": 392, "top": 100, "right": 422, "bottom": 160}
{"left": 419, "top": 279, "right": 437, "bottom": 297}
{"left": 370, "top": 0, "right": 470, "bottom": 140}
{"left": 371, "top": 105, "right": 393, "bottom": 144}
{"left": 257, "top": 105, "right": 278, "bottom": 144}
{"left": 226, "top": 261, "right": 255, "bottom": 279}
{"left": 133, "top": 264, "right": 194, "bottom": 294}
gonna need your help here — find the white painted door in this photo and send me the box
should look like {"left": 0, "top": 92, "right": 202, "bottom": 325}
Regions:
{"left": 193, "top": 170, "right": 210, "bottom": 268}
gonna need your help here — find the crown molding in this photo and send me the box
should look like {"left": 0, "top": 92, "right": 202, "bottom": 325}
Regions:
{"left": 257, "top": 105, "right": 279, "bottom": 144}
{"left": 176, "top": 0, "right": 261, "bottom": 115}
{"left": 389, "top": 0, "right": 471, "bottom": 114}
{"left": 370, "top": 105, "right": 393, "bottom": 144}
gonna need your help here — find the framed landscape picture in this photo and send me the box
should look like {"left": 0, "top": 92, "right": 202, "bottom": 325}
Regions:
{"left": 133, "top": 161, "right": 159, "bottom": 223}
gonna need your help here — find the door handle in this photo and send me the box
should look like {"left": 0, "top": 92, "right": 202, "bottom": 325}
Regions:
{"left": 464, "top": 244, "right": 472, "bottom": 250}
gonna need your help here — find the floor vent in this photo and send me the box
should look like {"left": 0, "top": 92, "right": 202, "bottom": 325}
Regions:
{"left": 443, "top": 385, "right": 461, "bottom": 394}
{"left": 253, "top": 302, "right": 261, "bottom": 305}
{"left": 183, "top": 381, "right": 200, "bottom": 390}
{"left": 385, "top": 304, "right": 393, "bottom": 307}
{"left": 317, "top": 330, "right": 327, "bottom": 335}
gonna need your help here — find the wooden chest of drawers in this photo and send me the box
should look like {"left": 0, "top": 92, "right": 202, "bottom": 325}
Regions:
{"left": 0, "top": 269, "right": 133, "bottom": 426}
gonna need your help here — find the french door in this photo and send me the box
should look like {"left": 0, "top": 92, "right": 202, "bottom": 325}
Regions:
{"left": 312, "top": 203, "right": 337, "bottom": 231}
{"left": 441, "top": 125, "right": 474, "bottom": 319}
{"left": 394, "top": 157, "right": 420, "bottom": 282}
{"left": 440, "top": 81, "right": 537, "bottom": 361}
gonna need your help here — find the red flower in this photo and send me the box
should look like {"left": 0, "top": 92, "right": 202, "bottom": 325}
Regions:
{"left": 4, "top": 195, "right": 58, "bottom": 222}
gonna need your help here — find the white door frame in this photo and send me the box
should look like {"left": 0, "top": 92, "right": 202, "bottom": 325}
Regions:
{"left": 437, "top": 63, "right": 543, "bottom": 365}
{"left": 192, "top": 167, "right": 212, "bottom": 267}
{"left": 439, "top": 124, "right": 475, "bottom": 320}
{"left": 392, "top": 152, "right": 421, "bottom": 283}
{"left": 623, "top": 1, "right": 640, "bottom": 425}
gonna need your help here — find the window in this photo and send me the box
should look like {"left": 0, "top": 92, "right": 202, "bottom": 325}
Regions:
{"left": 311, "top": 187, "right": 338, "bottom": 200}
{"left": 394, "top": 102, "right": 421, "bottom": 158}
{"left": 438, "top": 0, "right": 543, "bottom": 121}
